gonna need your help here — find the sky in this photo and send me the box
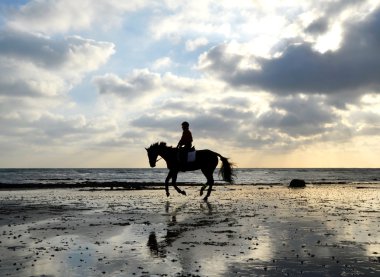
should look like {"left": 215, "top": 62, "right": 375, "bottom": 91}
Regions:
{"left": 1, "top": 0, "right": 380, "bottom": 168}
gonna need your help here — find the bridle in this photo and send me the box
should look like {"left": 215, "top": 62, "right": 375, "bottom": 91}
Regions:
{"left": 147, "top": 145, "right": 164, "bottom": 164}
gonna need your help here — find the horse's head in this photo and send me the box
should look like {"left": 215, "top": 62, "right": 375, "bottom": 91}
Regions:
{"left": 146, "top": 142, "right": 167, "bottom": 168}
{"left": 145, "top": 146, "right": 158, "bottom": 168}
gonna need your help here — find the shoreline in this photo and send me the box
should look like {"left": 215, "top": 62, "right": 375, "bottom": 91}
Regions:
{"left": 0, "top": 181, "right": 379, "bottom": 190}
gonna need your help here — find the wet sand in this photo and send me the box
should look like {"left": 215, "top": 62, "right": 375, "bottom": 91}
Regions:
{"left": 0, "top": 185, "right": 379, "bottom": 276}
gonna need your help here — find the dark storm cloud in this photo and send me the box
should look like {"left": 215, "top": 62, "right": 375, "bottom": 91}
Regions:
{"left": 201, "top": 7, "right": 380, "bottom": 100}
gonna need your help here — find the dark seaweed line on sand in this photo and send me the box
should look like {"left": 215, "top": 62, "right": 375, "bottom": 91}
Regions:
{"left": 0, "top": 181, "right": 163, "bottom": 190}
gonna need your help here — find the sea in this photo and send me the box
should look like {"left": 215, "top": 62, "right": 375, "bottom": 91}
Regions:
{"left": 0, "top": 168, "right": 379, "bottom": 186}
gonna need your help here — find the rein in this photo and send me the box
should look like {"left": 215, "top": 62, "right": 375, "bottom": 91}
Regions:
{"left": 156, "top": 157, "right": 163, "bottom": 163}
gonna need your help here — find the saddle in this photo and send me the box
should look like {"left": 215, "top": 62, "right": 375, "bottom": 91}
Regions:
{"left": 177, "top": 147, "right": 196, "bottom": 164}
{"left": 187, "top": 149, "right": 196, "bottom": 162}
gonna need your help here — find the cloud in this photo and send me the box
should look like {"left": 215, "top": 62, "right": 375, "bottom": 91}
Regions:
{"left": 131, "top": 114, "right": 180, "bottom": 132}
{"left": 0, "top": 30, "right": 115, "bottom": 98}
{"left": 1, "top": 0, "right": 380, "bottom": 167}
{"left": 34, "top": 113, "right": 118, "bottom": 139}
{"left": 6, "top": 0, "right": 148, "bottom": 34}
{"left": 93, "top": 69, "right": 162, "bottom": 99}
{"left": 0, "top": 110, "right": 119, "bottom": 145}
{"left": 256, "top": 95, "right": 338, "bottom": 137}
{"left": 128, "top": 92, "right": 355, "bottom": 151}
{"left": 152, "top": 57, "right": 173, "bottom": 70}
{"left": 131, "top": 112, "right": 239, "bottom": 143}
{"left": 305, "top": 18, "right": 329, "bottom": 34}
{"left": 322, "top": 0, "right": 365, "bottom": 17}
{"left": 130, "top": 96, "right": 259, "bottom": 147}
{"left": 93, "top": 70, "right": 225, "bottom": 100}
{"left": 304, "top": 0, "right": 369, "bottom": 36}
{"left": 347, "top": 107, "right": 380, "bottom": 136}
{"left": 186, "top": 37, "right": 208, "bottom": 51}
{"left": 0, "top": 26, "right": 116, "bottom": 153}
{"left": 0, "top": 30, "right": 66, "bottom": 68}
{"left": 199, "top": 7, "right": 380, "bottom": 103}
{"left": 150, "top": 0, "right": 271, "bottom": 41}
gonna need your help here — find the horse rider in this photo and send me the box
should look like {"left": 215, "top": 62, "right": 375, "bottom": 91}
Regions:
{"left": 177, "top": 121, "right": 193, "bottom": 165}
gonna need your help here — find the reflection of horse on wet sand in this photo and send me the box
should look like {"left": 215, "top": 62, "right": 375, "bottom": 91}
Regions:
{"left": 147, "top": 201, "right": 214, "bottom": 258}
{"left": 146, "top": 142, "right": 235, "bottom": 201}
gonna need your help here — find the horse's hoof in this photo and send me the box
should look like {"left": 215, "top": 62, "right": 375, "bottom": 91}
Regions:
{"left": 166, "top": 192, "right": 170, "bottom": 197}
{"left": 200, "top": 190, "right": 204, "bottom": 196}
{"left": 203, "top": 196, "right": 208, "bottom": 201}
{"left": 181, "top": 191, "right": 187, "bottom": 196}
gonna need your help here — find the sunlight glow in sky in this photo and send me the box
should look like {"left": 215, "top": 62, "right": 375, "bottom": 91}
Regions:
{"left": 1, "top": 0, "right": 380, "bottom": 168}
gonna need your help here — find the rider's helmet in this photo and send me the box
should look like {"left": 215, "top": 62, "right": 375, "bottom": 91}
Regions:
{"left": 181, "top": 121, "right": 189, "bottom": 128}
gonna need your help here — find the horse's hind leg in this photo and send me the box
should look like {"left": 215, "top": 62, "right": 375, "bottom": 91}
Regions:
{"left": 172, "top": 171, "right": 187, "bottom": 196}
{"left": 200, "top": 169, "right": 209, "bottom": 196}
{"left": 202, "top": 171, "right": 214, "bottom": 201}
{"left": 204, "top": 177, "right": 214, "bottom": 201}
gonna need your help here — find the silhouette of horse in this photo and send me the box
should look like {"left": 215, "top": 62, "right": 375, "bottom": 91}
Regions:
{"left": 146, "top": 142, "right": 234, "bottom": 201}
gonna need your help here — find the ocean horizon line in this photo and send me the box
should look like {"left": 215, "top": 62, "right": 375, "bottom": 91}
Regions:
{"left": 1, "top": 167, "right": 380, "bottom": 169}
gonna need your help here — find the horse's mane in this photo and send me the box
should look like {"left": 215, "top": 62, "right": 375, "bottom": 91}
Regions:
{"left": 149, "top": 141, "right": 175, "bottom": 149}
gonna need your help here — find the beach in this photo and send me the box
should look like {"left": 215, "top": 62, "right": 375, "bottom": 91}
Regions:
{"left": 0, "top": 185, "right": 379, "bottom": 276}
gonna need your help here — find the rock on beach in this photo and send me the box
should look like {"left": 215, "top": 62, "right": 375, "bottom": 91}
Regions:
{"left": 289, "top": 179, "right": 306, "bottom": 188}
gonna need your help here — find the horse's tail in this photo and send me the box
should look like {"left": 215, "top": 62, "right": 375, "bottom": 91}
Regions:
{"left": 216, "top": 153, "right": 235, "bottom": 184}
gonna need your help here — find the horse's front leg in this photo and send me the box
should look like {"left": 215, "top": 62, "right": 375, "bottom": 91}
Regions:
{"left": 165, "top": 171, "right": 173, "bottom": 197}
{"left": 172, "top": 171, "right": 187, "bottom": 196}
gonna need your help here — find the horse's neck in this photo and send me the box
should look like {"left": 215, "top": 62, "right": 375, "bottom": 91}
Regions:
{"left": 158, "top": 147, "right": 176, "bottom": 162}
